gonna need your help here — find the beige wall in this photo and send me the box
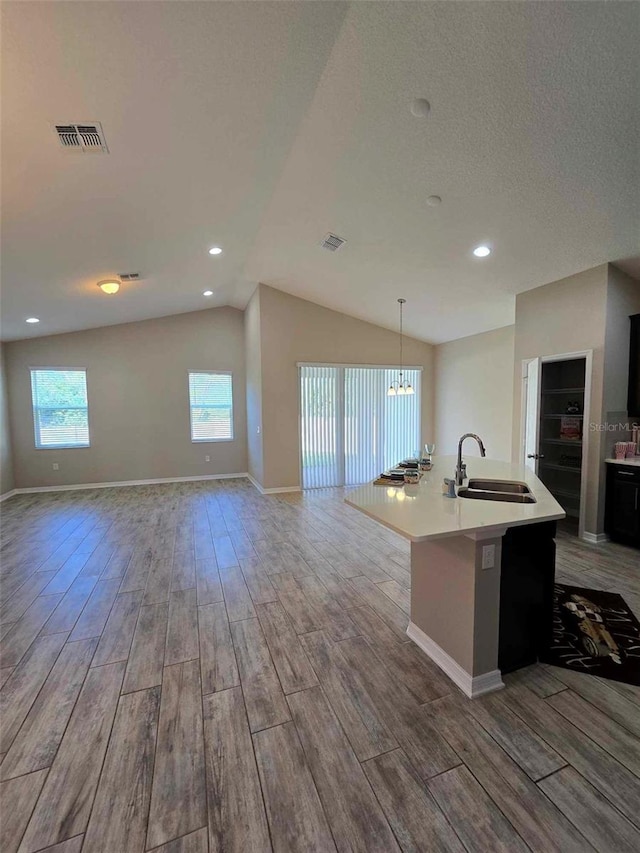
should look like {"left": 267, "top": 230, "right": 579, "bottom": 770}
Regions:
{"left": 257, "top": 284, "right": 435, "bottom": 490}
{"left": 244, "top": 287, "right": 264, "bottom": 484}
{"left": 435, "top": 326, "right": 515, "bottom": 462}
{"left": 5, "top": 307, "right": 247, "bottom": 488}
{"left": 512, "top": 265, "right": 609, "bottom": 535}
{"left": 1, "top": 344, "right": 15, "bottom": 495}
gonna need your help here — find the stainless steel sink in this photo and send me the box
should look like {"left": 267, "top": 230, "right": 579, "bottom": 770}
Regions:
{"left": 458, "top": 487, "right": 536, "bottom": 504}
{"left": 467, "top": 479, "right": 531, "bottom": 495}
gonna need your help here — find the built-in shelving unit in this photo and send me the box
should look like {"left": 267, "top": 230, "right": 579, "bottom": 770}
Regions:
{"left": 537, "top": 359, "right": 586, "bottom": 518}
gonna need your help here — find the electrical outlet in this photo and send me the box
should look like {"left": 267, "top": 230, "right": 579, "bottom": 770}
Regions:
{"left": 482, "top": 544, "right": 495, "bottom": 570}
{"left": 205, "top": 455, "right": 210, "bottom": 463}
{"left": 52, "top": 463, "right": 59, "bottom": 471}
{"left": 257, "top": 425, "right": 261, "bottom": 434}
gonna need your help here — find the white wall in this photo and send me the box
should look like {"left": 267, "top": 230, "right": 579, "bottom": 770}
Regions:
{"left": 435, "top": 326, "right": 515, "bottom": 462}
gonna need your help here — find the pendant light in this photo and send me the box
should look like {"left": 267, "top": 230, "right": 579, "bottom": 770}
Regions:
{"left": 387, "top": 298, "right": 414, "bottom": 396}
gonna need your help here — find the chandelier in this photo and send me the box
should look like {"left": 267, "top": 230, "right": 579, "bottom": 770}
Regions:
{"left": 387, "top": 298, "right": 414, "bottom": 396}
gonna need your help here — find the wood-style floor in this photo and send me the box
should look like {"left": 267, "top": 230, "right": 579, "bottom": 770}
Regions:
{"left": 0, "top": 479, "right": 639, "bottom": 853}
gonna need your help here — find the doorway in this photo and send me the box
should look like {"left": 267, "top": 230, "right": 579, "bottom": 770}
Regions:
{"left": 522, "top": 351, "right": 592, "bottom": 538}
{"left": 298, "top": 364, "right": 422, "bottom": 489}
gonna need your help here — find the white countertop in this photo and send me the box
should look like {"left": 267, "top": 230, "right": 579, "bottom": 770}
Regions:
{"left": 605, "top": 458, "right": 640, "bottom": 467}
{"left": 345, "top": 456, "right": 566, "bottom": 542}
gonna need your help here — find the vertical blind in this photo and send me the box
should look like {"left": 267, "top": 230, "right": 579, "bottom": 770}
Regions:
{"left": 300, "top": 365, "right": 421, "bottom": 489}
{"left": 30, "top": 368, "right": 90, "bottom": 449}
{"left": 188, "top": 371, "right": 234, "bottom": 441}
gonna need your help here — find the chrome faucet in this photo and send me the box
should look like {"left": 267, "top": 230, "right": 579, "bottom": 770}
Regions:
{"left": 455, "top": 433, "right": 487, "bottom": 486}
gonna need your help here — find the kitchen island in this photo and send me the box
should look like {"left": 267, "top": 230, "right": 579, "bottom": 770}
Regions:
{"left": 345, "top": 456, "right": 565, "bottom": 697}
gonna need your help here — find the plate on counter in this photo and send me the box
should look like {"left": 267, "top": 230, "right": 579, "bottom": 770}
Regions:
{"left": 381, "top": 468, "right": 406, "bottom": 479}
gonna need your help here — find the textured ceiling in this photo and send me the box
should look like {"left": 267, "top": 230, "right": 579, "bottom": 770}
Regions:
{"left": 1, "top": 1, "right": 639, "bottom": 343}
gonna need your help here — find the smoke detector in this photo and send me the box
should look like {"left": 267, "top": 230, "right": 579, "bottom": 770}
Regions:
{"left": 320, "top": 233, "right": 347, "bottom": 252}
{"left": 54, "top": 122, "right": 109, "bottom": 153}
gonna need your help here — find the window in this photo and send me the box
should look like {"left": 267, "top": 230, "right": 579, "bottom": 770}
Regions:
{"left": 299, "top": 365, "right": 421, "bottom": 488}
{"left": 188, "top": 371, "right": 234, "bottom": 442}
{"left": 30, "top": 368, "right": 90, "bottom": 449}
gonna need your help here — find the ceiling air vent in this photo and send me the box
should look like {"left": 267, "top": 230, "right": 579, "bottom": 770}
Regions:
{"left": 119, "top": 272, "right": 141, "bottom": 281}
{"left": 320, "top": 233, "right": 347, "bottom": 252}
{"left": 54, "top": 122, "right": 108, "bottom": 153}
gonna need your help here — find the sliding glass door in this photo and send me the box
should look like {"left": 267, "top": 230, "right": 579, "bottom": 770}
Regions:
{"left": 299, "top": 364, "right": 421, "bottom": 489}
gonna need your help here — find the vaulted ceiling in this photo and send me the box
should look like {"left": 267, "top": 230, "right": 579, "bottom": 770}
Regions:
{"left": 2, "top": 1, "right": 638, "bottom": 343}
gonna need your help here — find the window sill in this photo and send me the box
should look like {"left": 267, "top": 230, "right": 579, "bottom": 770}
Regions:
{"left": 35, "top": 444, "right": 91, "bottom": 450}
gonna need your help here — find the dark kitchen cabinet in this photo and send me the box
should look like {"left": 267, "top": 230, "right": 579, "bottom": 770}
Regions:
{"left": 605, "top": 463, "right": 640, "bottom": 548}
{"left": 628, "top": 314, "right": 640, "bottom": 417}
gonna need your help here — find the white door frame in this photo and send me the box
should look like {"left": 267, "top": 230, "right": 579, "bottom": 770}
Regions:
{"left": 520, "top": 349, "right": 593, "bottom": 540}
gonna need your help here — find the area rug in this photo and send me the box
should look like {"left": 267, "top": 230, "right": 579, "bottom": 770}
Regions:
{"left": 540, "top": 583, "right": 640, "bottom": 686}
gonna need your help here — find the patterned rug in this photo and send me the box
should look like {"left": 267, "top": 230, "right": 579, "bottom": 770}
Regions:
{"left": 541, "top": 583, "right": 640, "bottom": 686}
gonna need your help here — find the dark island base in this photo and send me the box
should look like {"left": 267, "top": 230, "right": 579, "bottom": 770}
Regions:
{"left": 498, "top": 520, "right": 557, "bottom": 674}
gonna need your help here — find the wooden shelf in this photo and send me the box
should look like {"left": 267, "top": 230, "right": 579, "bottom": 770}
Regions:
{"left": 540, "top": 462, "right": 582, "bottom": 474}
{"left": 542, "top": 414, "right": 583, "bottom": 419}
{"left": 541, "top": 439, "right": 582, "bottom": 446}
{"left": 552, "top": 487, "right": 581, "bottom": 500}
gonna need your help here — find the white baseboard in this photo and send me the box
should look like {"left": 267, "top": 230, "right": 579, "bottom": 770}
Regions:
{"left": 247, "top": 474, "right": 301, "bottom": 496}
{"left": 0, "top": 489, "right": 17, "bottom": 503}
{"left": 8, "top": 473, "right": 249, "bottom": 496}
{"left": 247, "top": 474, "right": 265, "bottom": 493}
{"left": 407, "top": 621, "right": 504, "bottom": 699}
{"left": 581, "top": 531, "right": 609, "bottom": 545}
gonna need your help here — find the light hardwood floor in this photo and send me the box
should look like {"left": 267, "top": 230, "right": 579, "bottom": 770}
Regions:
{"left": 0, "top": 479, "right": 639, "bottom": 852}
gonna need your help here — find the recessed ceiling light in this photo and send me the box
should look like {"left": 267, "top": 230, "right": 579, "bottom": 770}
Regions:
{"left": 473, "top": 245, "right": 491, "bottom": 258}
{"left": 203, "top": 290, "right": 213, "bottom": 296}
{"left": 426, "top": 195, "right": 442, "bottom": 206}
{"left": 26, "top": 317, "right": 40, "bottom": 323}
{"left": 208, "top": 247, "right": 222, "bottom": 256}
{"left": 410, "top": 98, "right": 431, "bottom": 118}
{"left": 97, "top": 279, "right": 120, "bottom": 294}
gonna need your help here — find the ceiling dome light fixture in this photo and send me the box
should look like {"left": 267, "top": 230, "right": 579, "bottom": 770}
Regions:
{"left": 410, "top": 98, "right": 431, "bottom": 118}
{"left": 97, "top": 279, "right": 120, "bottom": 295}
{"left": 203, "top": 290, "right": 213, "bottom": 296}
{"left": 473, "top": 245, "right": 491, "bottom": 258}
{"left": 208, "top": 247, "right": 222, "bottom": 256}
{"left": 387, "top": 298, "right": 415, "bottom": 397}
{"left": 26, "top": 317, "right": 40, "bottom": 323}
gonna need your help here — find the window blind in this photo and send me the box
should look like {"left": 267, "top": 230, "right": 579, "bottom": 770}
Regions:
{"left": 188, "top": 371, "right": 233, "bottom": 442}
{"left": 300, "top": 366, "right": 341, "bottom": 488}
{"left": 300, "top": 365, "right": 421, "bottom": 489}
{"left": 30, "top": 369, "right": 90, "bottom": 449}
